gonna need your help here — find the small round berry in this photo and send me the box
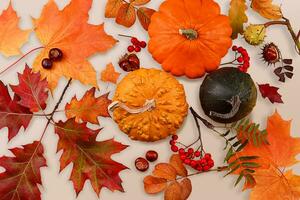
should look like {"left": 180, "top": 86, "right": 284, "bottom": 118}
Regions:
{"left": 41, "top": 58, "right": 53, "bottom": 69}
{"left": 200, "top": 159, "right": 207, "bottom": 166}
{"left": 204, "top": 153, "right": 211, "bottom": 159}
{"left": 208, "top": 160, "right": 214, "bottom": 168}
{"left": 237, "top": 47, "right": 244, "bottom": 53}
{"left": 49, "top": 48, "right": 63, "bottom": 61}
{"left": 187, "top": 148, "right": 194, "bottom": 154}
{"left": 131, "top": 37, "right": 139, "bottom": 45}
{"left": 194, "top": 151, "right": 201, "bottom": 157}
{"left": 180, "top": 154, "right": 186, "bottom": 160}
{"left": 232, "top": 45, "right": 238, "bottom": 51}
{"left": 179, "top": 148, "right": 185, "bottom": 155}
{"left": 190, "top": 160, "right": 197, "bottom": 167}
{"left": 196, "top": 166, "right": 203, "bottom": 171}
{"left": 171, "top": 145, "right": 178, "bottom": 152}
{"left": 135, "top": 46, "right": 141, "bottom": 52}
{"left": 237, "top": 57, "right": 244, "bottom": 63}
{"left": 127, "top": 45, "right": 135, "bottom": 52}
{"left": 203, "top": 165, "right": 210, "bottom": 171}
{"left": 172, "top": 135, "right": 178, "bottom": 140}
{"left": 135, "top": 157, "right": 149, "bottom": 172}
{"left": 139, "top": 41, "right": 147, "bottom": 48}
{"left": 145, "top": 150, "right": 158, "bottom": 162}
{"left": 184, "top": 159, "right": 191, "bottom": 165}
{"left": 169, "top": 140, "right": 176, "bottom": 146}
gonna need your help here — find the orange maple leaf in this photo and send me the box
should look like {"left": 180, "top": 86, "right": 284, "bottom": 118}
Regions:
{"left": 33, "top": 0, "right": 117, "bottom": 91}
{"left": 101, "top": 63, "right": 121, "bottom": 84}
{"left": 0, "top": 4, "right": 31, "bottom": 57}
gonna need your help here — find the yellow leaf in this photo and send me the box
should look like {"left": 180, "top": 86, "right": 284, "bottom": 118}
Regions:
{"left": 153, "top": 163, "right": 177, "bottom": 181}
{"left": 143, "top": 175, "right": 167, "bottom": 194}
{"left": 169, "top": 154, "right": 187, "bottom": 177}
{"left": 251, "top": 0, "right": 282, "bottom": 20}
{"left": 105, "top": 0, "right": 124, "bottom": 18}
{"left": 0, "top": 4, "right": 30, "bottom": 57}
{"left": 229, "top": 0, "right": 248, "bottom": 39}
{"left": 101, "top": 63, "right": 121, "bottom": 84}
{"left": 116, "top": 3, "right": 136, "bottom": 27}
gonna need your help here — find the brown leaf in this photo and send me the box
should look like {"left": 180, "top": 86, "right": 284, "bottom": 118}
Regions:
{"left": 144, "top": 175, "right": 167, "bottom": 194}
{"left": 130, "top": 0, "right": 151, "bottom": 6}
{"left": 251, "top": 0, "right": 282, "bottom": 20}
{"left": 105, "top": 0, "right": 124, "bottom": 18}
{"left": 116, "top": 3, "right": 136, "bottom": 27}
{"left": 101, "top": 63, "right": 121, "bottom": 84}
{"left": 164, "top": 181, "right": 182, "bottom": 200}
{"left": 169, "top": 154, "right": 187, "bottom": 177}
{"left": 180, "top": 178, "right": 192, "bottom": 200}
{"left": 137, "top": 7, "right": 156, "bottom": 30}
{"left": 153, "top": 163, "right": 177, "bottom": 181}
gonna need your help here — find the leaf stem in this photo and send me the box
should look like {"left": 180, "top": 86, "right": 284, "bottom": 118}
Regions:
{"left": 173, "top": 168, "right": 220, "bottom": 182}
{"left": 118, "top": 34, "right": 133, "bottom": 38}
{"left": 0, "top": 46, "right": 44, "bottom": 76}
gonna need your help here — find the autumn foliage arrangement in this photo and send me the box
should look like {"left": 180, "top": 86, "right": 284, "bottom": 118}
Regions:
{"left": 0, "top": 0, "right": 299, "bottom": 200}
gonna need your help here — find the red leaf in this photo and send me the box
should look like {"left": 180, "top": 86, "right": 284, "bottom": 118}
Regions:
{"left": 0, "top": 81, "right": 32, "bottom": 140}
{"left": 258, "top": 83, "right": 283, "bottom": 104}
{"left": 11, "top": 65, "right": 49, "bottom": 112}
{"left": 0, "top": 142, "right": 47, "bottom": 200}
{"left": 55, "top": 119, "right": 128, "bottom": 196}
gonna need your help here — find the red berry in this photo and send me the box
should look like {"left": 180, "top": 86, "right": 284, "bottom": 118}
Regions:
{"left": 237, "top": 47, "right": 244, "bottom": 53}
{"left": 200, "top": 159, "right": 207, "bottom": 166}
{"left": 190, "top": 160, "right": 197, "bottom": 167}
{"left": 208, "top": 160, "right": 214, "bottom": 168}
{"left": 180, "top": 155, "right": 186, "bottom": 160}
{"left": 194, "top": 151, "right": 201, "bottom": 157}
{"left": 127, "top": 45, "right": 135, "bottom": 52}
{"left": 241, "top": 50, "right": 248, "bottom": 57}
{"left": 172, "top": 135, "right": 178, "bottom": 140}
{"left": 135, "top": 46, "right": 141, "bottom": 52}
{"left": 188, "top": 148, "right": 194, "bottom": 154}
{"left": 145, "top": 150, "right": 158, "bottom": 162}
{"left": 169, "top": 140, "right": 176, "bottom": 146}
{"left": 237, "top": 57, "right": 244, "bottom": 63}
{"left": 196, "top": 166, "right": 203, "bottom": 171}
{"left": 139, "top": 41, "right": 147, "bottom": 48}
{"left": 171, "top": 145, "right": 178, "bottom": 152}
{"left": 203, "top": 165, "right": 210, "bottom": 171}
{"left": 41, "top": 58, "right": 53, "bottom": 69}
{"left": 179, "top": 148, "right": 185, "bottom": 155}
{"left": 49, "top": 48, "right": 63, "bottom": 61}
{"left": 135, "top": 157, "right": 149, "bottom": 172}
{"left": 131, "top": 37, "right": 139, "bottom": 45}
{"left": 184, "top": 159, "right": 191, "bottom": 165}
{"left": 232, "top": 45, "right": 238, "bottom": 51}
{"left": 204, "top": 153, "right": 211, "bottom": 159}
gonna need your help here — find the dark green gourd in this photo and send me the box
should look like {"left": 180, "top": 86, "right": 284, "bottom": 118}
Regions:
{"left": 200, "top": 67, "right": 257, "bottom": 123}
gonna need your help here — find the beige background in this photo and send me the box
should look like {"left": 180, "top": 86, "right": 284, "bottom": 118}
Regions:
{"left": 0, "top": 0, "right": 299, "bottom": 199}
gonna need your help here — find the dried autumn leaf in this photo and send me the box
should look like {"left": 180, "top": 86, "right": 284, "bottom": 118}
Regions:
{"left": 137, "top": 7, "right": 156, "bottom": 31}
{"left": 55, "top": 119, "right": 128, "bottom": 195}
{"left": 258, "top": 83, "right": 283, "bottom": 104}
{"left": 116, "top": 3, "right": 136, "bottom": 27}
{"left": 229, "top": 0, "right": 248, "bottom": 39}
{"left": 10, "top": 65, "right": 48, "bottom": 112}
{"left": 130, "top": 0, "right": 151, "bottom": 6}
{"left": 251, "top": 0, "right": 282, "bottom": 20}
{"left": 164, "top": 181, "right": 182, "bottom": 200}
{"left": 250, "top": 166, "right": 300, "bottom": 200}
{"left": 33, "top": 0, "right": 117, "bottom": 91}
{"left": 101, "top": 63, "right": 121, "bottom": 84}
{"left": 0, "top": 4, "right": 31, "bottom": 57}
{"left": 153, "top": 163, "right": 177, "bottom": 181}
{"left": 0, "top": 142, "right": 46, "bottom": 200}
{"left": 105, "top": 0, "right": 124, "bottom": 18}
{"left": 180, "top": 178, "right": 192, "bottom": 200}
{"left": 144, "top": 175, "right": 167, "bottom": 194}
{"left": 65, "top": 88, "right": 111, "bottom": 124}
{"left": 0, "top": 81, "right": 32, "bottom": 140}
{"left": 169, "top": 154, "right": 187, "bottom": 177}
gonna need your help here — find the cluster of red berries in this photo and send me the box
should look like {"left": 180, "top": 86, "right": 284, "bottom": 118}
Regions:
{"left": 232, "top": 45, "right": 250, "bottom": 73}
{"left": 170, "top": 135, "right": 214, "bottom": 172}
{"left": 41, "top": 48, "right": 63, "bottom": 69}
{"left": 127, "top": 37, "right": 147, "bottom": 53}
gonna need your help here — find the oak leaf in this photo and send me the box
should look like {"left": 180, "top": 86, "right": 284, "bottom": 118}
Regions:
{"left": 105, "top": 0, "right": 124, "bottom": 18}
{"left": 251, "top": 0, "right": 282, "bottom": 20}
{"left": 0, "top": 81, "right": 32, "bottom": 140}
{"left": 229, "top": 0, "right": 248, "bottom": 39}
{"left": 55, "top": 119, "right": 128, "bottom": 195}
{"left": 116, "top": 3, "right": 136, "bottom": 27}
{"left": 65, "top": 88, "right": 111, "bottom": 124}
{"left": 258, "top": 83, "right": 283, "bottom": 104}
{"left": 153, "top": 163, "right": 177, "bottom": 181}
{"left": 11, "top": 65, "right": 48, "bottom": 112}
{"left": 0, "top": 142, "right": 46, "bottom": 200}
{"left": 137, "top": 7, "right": 156, "bottom": 31}
{"left": 33, "top": 0, "right": 117, "bottom": 91}
{"left": 0, "top": 4, "right": 31, "bottom": 57}
{"left": 169, "top": 154, "right": 187, "bottom": 177}
{"left": 101, "top": 63, "right": 121, "bottom": 84}
{"left": 144, "top": 175, "right": 167, "bottom": 194}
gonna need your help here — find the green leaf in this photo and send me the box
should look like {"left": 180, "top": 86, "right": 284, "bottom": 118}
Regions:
{"left": 229, "top": 0, "right": 248, "bottom": 39}
{"left": 236, "top": 140, "right": 249, "bottom": 152}
{"left": 236, "top": 118, "right": 246, "bottom": 130}
{"left": 233, "top": 140, "right": 241, "bottom": 147}
{"left": 242, "top": 162, "right": 260, "bottom": 168}
{"left": 234, "top": 173, "right": 244, "bottom": 186}
{"left": 228, "top": 136, "right": 237, "bottom": 141}
{"left": 224, "top": 147, "right": 234, "bottom": 162}
{"left": 222, "top": 130, "right": 231, "bottom": 137}
{"left": 238, "top": 156, "right": 259, "bottom": 161}
{"left": 225, "top": 164, "right": 241, "bottom": 176}
{"left": 242, "top": 119, "right": 250, "bottom": 132}
{"left": 243, "top": 168, "right": 255, "bottom": 174}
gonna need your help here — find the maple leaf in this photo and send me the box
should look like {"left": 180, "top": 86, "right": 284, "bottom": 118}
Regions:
{"left": 229, "top": 0, "right": 248, "bottom": 39}
{"left": 101, "top": 63, "right": 121, "bottom": 84}
{"left": 65, "top": 88, "right": 112, "bottom": 124}
{"left": 116, "top": 3, "right": 136, "bottom": 27}
{"left": 0, "top": 4, "right": 31, "bottom": 57}
{"left": 137, "top": 7, "right": 156, "bottom": 31}
{"left": 10, "top": 65, "right": 48, "bottom": 112}
{"left": 0, "top": 81, "right": 32, "bottom": 140}
{"left": 258, "top": 83, "right": 283, "bottom": 104}
{"left": 0, "top": 142, "right": 47, "bottom": 200}
{"left": 55, "top": 118, "right": 128, "bottom": 196}
{"left": 105, "top": 0, "right": 124, "bottom": 18}
{"left": 33, "top": 0, "right": 117, "bottom": 91}
{"left": 250, "top": 166, "right": 300, "bottom": 200}
{"left": 251, "top": 0, "right": 282, "bottom": 20}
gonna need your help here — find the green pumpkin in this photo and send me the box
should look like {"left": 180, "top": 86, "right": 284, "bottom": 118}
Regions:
{"left": 200, "top": 67, "right": 257, "bottom": 123}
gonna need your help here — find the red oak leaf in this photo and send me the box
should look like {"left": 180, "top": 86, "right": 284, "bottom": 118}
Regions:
{"left": 0, "top": 142, "right": 47, "bottom": 200}
{"left": 10, "top": 65, "right": 49, "bottom": 112}
{"left": 258, "top": 83, "right": 283, "bottom": 104}
{"left": 55, "top": 119, "right": 128, "bottom": 196}
{"left": 0, "top": 81, "right": 32, "bottom": 140}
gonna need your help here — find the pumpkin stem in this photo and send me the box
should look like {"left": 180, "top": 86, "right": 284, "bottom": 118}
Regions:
{"left": 108, "top": 99, "right": 156, "bottom": 116}
{"left": 179, "top": 29, "right": 198, "bottom": 40}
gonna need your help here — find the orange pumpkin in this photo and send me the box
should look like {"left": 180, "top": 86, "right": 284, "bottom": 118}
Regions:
{"left": 109, "top": 68, "right": 188, "bottom": 142}
{"left": 148, "top": 0, "right": 232, "bottom": 78}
